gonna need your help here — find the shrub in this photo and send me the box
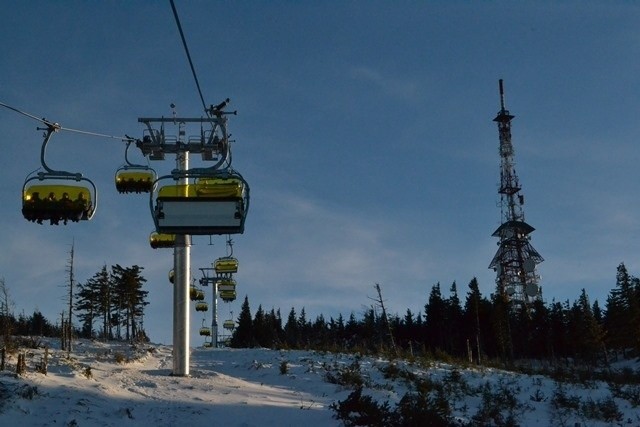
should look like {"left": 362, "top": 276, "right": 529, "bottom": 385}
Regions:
{"left": 330, "top": 387, "right": 393, "bottom": 427}
{"left": 325, "top": 358, "right": 367, "bottom": 388}
{"left": 395, "top": 390, "right": 453, "bottom": 426}
{"left": 279, "top": 360, "right": 288, "bottom": 375}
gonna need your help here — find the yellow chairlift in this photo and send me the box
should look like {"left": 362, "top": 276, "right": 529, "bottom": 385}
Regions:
{"left": 114, "top": 140, "right": 156, "bottom": 194}
{"left": 190, "top": 286, "right": 205, "bottom": 301}
{"left": 199, "top": 319, "right": 211, "bottom": 337}
{"left": 195, "top": 301, "right": 209, "bottom": 312}
{"left": 152, "top": 172, "right": 249, "bottom": 235}
{"left": 149, "top": 232, "right": 176, "bottom": 249}
{"left": 22, "top": 125, "right": 97, "bottom": 225}
{"left": 115, "top": 168, "right": 155, "bottom": 194}
{"left": 223, "top": 319, "right": 235, "bottom": 330}
{"left": 216, "top": 278, "right": 237, "bottom": 293}
{"left": 219, "top": 290, "right": 237, "bottom": 303}
{"left": 214, "top": 256, "right": 238, "bottom": 274}
{"left": 23, "top": 183, "right": 95, "bottom": 225}
{"left": 203, "top": 337, "right": 214, "bottom": 348}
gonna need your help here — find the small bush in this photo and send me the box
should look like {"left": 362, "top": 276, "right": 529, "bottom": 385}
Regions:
{"left": 325, "top": 358, "right": 366, "bottom": 388}
{"left": 83, "top": 366, "right": 93, "bottom": 379}
{"left": 114, "top": 352, "right": 127, "bottom": 364}
{"left": 580, "top": 396, "right": 622, "bottom": 423}
{"left": 279, "top": 361, "right": 288, "bottom": 375}
{"left": 395, "top": 389, "right": 453, "bottom": 426}
{"left": 330, "top": 387, "right": 393, "bottom": 427}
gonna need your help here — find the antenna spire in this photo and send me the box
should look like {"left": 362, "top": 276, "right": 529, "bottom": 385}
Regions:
{"left": 499, "top": 79, "right": 506, "bottom": 110}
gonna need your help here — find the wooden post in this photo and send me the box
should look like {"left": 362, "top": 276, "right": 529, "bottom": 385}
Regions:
{"left": 16, "top": 353, "right": 26, "bottom": 375}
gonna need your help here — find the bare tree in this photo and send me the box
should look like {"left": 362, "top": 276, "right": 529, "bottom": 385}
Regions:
{"left": 0, "top": 277, "right": 14, "bottom": 349}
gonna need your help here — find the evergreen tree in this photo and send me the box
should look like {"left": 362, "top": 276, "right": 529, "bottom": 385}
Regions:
{"left": 253, "top": 305, "right": 268, "bottom": 347}
{"left": 111, "top": 265, "right": 148, "bottom": 341}
{"left": 298, "top": 307, "right": 310, "bottom": 348}
{"left": 231, "top": 296, "right": 253, "bottom": 347}
{"left": 528, "top": 299, "right": 551, "bottom": 359}
{"left": 424, "top": 283, "right": 447, "bottom": 353}
{"left": 28, "top": 310, "right": 55, "bottom": 337}
{"left": 605, "top": 263, "right": 635, "bottom": 355}
{"left": 571, "top": 289, "right": 605, "bottom": 365}
{"left": 445, "top": 281, "right": 464, "bottom": 356}
{"left": 463, "top": 277, "right": 487, "bottom": 363}
{"left": 490, "top": 284, "right": 513, "bottom": 361}
{"left": 283, "top": 307, "right": 299, "bottom": 348}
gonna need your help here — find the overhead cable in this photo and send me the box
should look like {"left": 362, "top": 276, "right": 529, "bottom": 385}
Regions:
{"left": 0, "top": 100, "right": 134, "bottom": 142}
{"left": 169, "top": 0, "right": 209, "bottom": 116}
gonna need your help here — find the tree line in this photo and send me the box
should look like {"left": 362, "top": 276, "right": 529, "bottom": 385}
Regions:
{"left": 2, "top": 261, "right": 639, "bottom": 365}
{"left": 230, "top": 262, "right": 640, "bottom": 365}
{"left": 0, "top": 264, "right": 149, "bottom": 346}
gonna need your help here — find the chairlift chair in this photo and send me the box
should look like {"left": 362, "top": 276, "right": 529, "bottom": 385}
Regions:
{"left": 22, "top": 126, "right": 97, "bottom": 225}
{"left": 149, "top": 232, "right": 177, "bottom": 249}
{"left": 152, "top": 172, "right": 249, "bottom": 235}
{"left": 214, "top": 256, "right": 238, "bottom": 274}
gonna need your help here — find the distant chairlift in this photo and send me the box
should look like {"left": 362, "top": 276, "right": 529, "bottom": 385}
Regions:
{"left": 216, "top": 278, "right": 237, "bottom": 293}
{"left": 190, "top": 285, "right": 205, "bottom": 301}
{"left": 195, "top": 301, "right": 209, "bottom": 312}
{"left": 114, "top": 140, "right": 156, "bottom": 194}
{"left": 219, "top": 290, "right": 237, "bottom": 303}
{"left": 149, "top": 232, "right": 177, "bottom": 249}
{"left": 223, "top": 319, "right": 235, "bottom": 330}
{"left": 214, "top": 256, "right": 239, "bottom": 274}
{"left": 199, "top": 319, "right": 211, "bottom": 337}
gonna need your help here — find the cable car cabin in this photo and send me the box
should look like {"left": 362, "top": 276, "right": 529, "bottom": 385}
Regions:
{"left": 195, "top": 302, "right": 208, "bottom": 312}
{"left": 199, "top": 327, "right": 211, "bottom": 337}
{"left": 22, "top": 184, "right": 94, "bottom": 225}
{"left": 214, "top": 257, "right": 239, "bottom": 274}
{"left": 216, "top": 278, "right": 236, "bottom": 293}
{"left": 190, "top": 286, "right": 205, "bottom": 301}
{"left": 153, "top": 178, "right": 247, "bottom": 235}
{"left": 219, "top": 290, "right": 237, "bottom": 302}
{"left": 149, "top": 232, "right": 176, "bottom": 249}
{"left": 203, "top": 341, "right": 214, "bottom": 348}
{"left": 115, "top": 169, "right": 155, "bottom": 194}
{"left": 223, "top": 320, "right": 235, "bottom": 330}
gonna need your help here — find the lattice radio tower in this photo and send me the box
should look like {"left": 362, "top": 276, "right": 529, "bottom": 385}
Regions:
{"left": 488, "top": 80, "right": 543, "bottom": 305}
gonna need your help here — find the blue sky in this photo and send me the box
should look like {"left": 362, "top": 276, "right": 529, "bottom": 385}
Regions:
{"left": 2, "top": 1, "right": 640, "bottom": 345}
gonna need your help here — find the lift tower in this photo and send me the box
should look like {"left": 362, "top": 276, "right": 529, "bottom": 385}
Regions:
{"left": 488, "top": 80, "right": 543, "bottom": 305}
{"left": 137, "top": 104, "right": 249, "bottom": 376}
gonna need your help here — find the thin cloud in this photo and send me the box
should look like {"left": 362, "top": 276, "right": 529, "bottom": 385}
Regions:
{"left": 349, "top": 66, "right": 420, "bottom": 101}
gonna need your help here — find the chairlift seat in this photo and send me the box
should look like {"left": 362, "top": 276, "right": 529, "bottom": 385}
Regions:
{"left": 214, "top": 257, "right": 239, "bottom": 274}
{"left": 115, "top": 170, "right": 154, "bottom": 194}
{"left": 223, "top": 320, "right": 235, "bottom": 330}
{"left": 154, "top": 179, "right": 247, "bottom": 235}
{"left": 216, "top": 278, "right": 236, "bottom": 292}
{"left": 190, "top": 286, "right": 205, "bottom": 301}
{"left": 219, "top": 290, "right": 237, "bottom": 302}
{"left": 23, "top": 184, "right": 94, "bottom": 224}
{"left": 149, "top": 232, "right": 176, "bottom": 249}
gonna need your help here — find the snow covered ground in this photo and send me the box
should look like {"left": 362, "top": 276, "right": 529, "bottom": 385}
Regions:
{"left": 0, "top": 339, "right": 638, "bottom": 426}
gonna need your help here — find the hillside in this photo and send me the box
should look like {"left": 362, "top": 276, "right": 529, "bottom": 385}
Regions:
{"left": 0, "top": 339, "right": 639, "bottom": 426}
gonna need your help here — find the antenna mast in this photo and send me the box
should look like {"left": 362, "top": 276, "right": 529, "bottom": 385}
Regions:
{"left": 488, "top": 80, "right": 543, "bottom": 305}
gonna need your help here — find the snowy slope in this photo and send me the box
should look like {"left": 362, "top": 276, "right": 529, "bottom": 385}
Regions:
{"left": 0, "top": 339, "right": 638, "bottom": 426}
